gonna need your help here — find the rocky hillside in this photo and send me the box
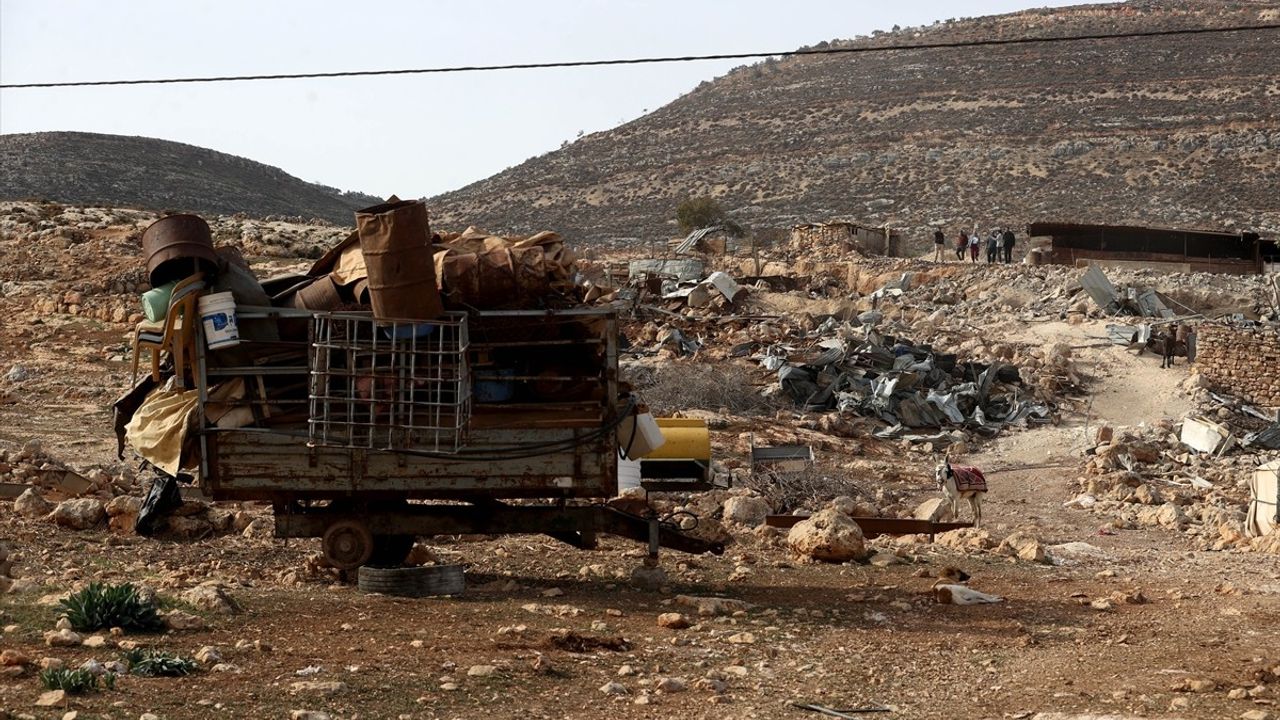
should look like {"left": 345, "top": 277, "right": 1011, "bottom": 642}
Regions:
{"left": 0, "top": 132, "right": 380, "bottom": 224}
{"left": 429, "top": 0, "right": 1280, "bottom": 249}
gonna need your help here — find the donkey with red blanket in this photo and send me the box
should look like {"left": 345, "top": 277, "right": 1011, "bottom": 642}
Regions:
{"left": 935, "top": 459, "right": 987, "bottom": 528}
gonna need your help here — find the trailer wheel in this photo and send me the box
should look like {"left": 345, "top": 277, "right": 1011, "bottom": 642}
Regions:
{"left": 357, "top": 564, "right": 464, "bottom": 598}
{"left": 366, "top": 534, "right": 416, "bottom": 568}
{"left": 322, "top": 520, "right": 374, "bottom": 570}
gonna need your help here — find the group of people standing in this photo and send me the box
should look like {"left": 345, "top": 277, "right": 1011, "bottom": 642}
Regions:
{"left": 932, "top": 227, "right": 1018, "bottom": 264}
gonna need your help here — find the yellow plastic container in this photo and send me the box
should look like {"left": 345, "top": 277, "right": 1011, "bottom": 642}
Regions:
{"left": 646, "top": 418, "right": 711, "bottom": 461}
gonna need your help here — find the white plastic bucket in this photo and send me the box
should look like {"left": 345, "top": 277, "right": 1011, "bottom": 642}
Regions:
{"left": 198, "top": 291, "right": 240, "bottom": 350}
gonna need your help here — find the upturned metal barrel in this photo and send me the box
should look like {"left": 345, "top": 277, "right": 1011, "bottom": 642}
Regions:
{"left": 142, "top": 214, "right": 219, "bottom": 287}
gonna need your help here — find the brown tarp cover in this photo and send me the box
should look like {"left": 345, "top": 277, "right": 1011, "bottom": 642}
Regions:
{"left": 307, "top": 220, "right": 581, "bottom": 310}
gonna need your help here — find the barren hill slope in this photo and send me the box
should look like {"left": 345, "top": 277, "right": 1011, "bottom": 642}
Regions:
{"left": 0, "top": 131, "right": 380, "bottom": 224}
{"left": 430, "top": 0, "right": 1280, "bottom": 248}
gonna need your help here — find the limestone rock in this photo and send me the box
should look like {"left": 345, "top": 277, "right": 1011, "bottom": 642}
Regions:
{"left": 786, "top": 508, "right": 867, "bottom": 562}
{"left": 656, "top": 676, "right": 687, "bottom": 693}
{"left": 44, "top": 629, "right": 81, "bottom": 647}
{"left": 242, "top": 517, "right": 274, "bottom": 538}
{"left": 914, "top": 498, "right": 953, "bottom": 522}
{"left": 290, "top": 681, "right": 348, "bottom": 697}
{"left": 935, "top": 527, "right": 996, "bottom": 551}
{"left": 181, "top": 583, "right": 242, "bottom": 615}
{"left": 1137, "top": 502, "right": 1189, "bottom": 530}
{"left": 104, "top": 495, "right": 142, "bottom": 534}
{"left": 998, "top": 531, "right": 1048, "bottom": 563}
{"left": 673, "top": 595, "right": 750, "bottom": 617}
{"left": 35, "top": 689, "right": 66, "bottom": 706}
{"left": 48, "top": 498, "right": 106, "bottom": 530}
{"left": 163, "top": 610, "right": 207, "bottom": 632}
{"left": 657, "top": 612, "right": 691, "bottom": 629}
{"left": 722, "top": 496, "right": 771, "bottom": 527}
{"left": 14, "top": 488, "right": 53, "bottom": 519}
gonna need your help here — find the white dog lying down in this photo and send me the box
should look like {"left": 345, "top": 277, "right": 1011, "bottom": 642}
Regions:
{"left": 934, "top": 581, "right": 1004, "bottom": 605}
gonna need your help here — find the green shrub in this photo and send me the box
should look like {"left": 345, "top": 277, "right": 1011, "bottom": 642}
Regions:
{"left": 58, "top": 582, "right": 164, "bottom": 633}
{"left": 121, "top": 648, "right": 198, "bottom": 677}
{"left": 40, "top": 668, "right": 99, "bottom": 694}
{"left": 675, "top": 196, "right": 744, "bottom": 236}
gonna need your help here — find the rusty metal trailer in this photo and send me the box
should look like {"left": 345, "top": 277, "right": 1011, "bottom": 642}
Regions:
{"left": 191, "top": 307, "right": 721, "bottom": 569}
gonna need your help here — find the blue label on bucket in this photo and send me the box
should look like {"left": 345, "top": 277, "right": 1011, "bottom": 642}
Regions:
{"left": 210, "top": 313, "right": 230, "bottom": 331}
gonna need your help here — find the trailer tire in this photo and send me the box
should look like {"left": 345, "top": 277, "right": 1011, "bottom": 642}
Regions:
{"left": 357, "top": 564, "right": 465, "bottom": 598}
{"left": 322, "top": 520, "right": 373, "bottom": 571}
{"left": 366, "top": 534, "right": 416, "bottom": 568}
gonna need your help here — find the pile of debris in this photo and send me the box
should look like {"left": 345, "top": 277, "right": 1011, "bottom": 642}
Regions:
{"left": 752, "top": 326, "right": 1052, "bottom": 443}
{"left": 0, "top": 440, "right": 125, "bottom": 498}
{"left": 1068, "top": 410, "right": 1280, "bottom": 553}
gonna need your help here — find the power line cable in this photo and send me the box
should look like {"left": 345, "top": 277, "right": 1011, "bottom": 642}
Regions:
{"left": 2, "top": 22, "right": 1278, "bottom": 89}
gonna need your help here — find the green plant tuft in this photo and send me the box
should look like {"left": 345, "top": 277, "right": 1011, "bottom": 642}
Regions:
{"left": 40, "top": 668, "right": 100, "bottom": 694}
{"left": 58, "top": 582, "right": 164, "bottom": 633}
{"left": 121, "top": 648, "right": 198, "bottom": 677}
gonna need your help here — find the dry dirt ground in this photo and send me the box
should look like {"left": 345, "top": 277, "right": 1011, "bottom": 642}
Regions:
{"left": 1, "top": 234, "right": 1277, "bottom": 719}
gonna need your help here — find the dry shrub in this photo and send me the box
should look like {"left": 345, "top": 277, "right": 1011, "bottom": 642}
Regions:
{"left": 629, "top": 363, "right": 778, "bottom": 416}
{"left": 739, "top": 464, "right": 867, "bottom": 515}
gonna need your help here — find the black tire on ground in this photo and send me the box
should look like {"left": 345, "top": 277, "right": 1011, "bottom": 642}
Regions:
{"left": 357, "top": 564, "right": 465, "bottom": 597}
{"left": 366, "top": 534, "right": 416, "bottom": 568}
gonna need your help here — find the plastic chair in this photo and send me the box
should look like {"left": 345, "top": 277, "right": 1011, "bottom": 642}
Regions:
{"left": 132, "top": 273, "right": 206, "bottom": 388}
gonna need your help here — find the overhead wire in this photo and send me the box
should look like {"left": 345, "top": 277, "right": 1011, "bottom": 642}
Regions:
{"left": 1, "top": 22, "right": 1278, "bottom": 89}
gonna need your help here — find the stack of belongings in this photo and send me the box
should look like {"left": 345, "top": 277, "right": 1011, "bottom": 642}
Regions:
{"left": 116, "top": 214, "right": 281, "bottom": 533}
{"left": 269, "top": 197, "right": 605, "bottom": 327}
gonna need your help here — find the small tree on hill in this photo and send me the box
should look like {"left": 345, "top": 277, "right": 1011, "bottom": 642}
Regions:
{"left": 676, "top": 196, "right": 743, "bottom": 236}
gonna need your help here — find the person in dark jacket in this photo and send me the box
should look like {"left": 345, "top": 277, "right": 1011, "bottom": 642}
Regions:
{"left": 955, "top": 231, "right": 968, "bottom": 261}
{"left": 986, "top": 230, "right": 999, "bottom": 263}
{"left": 933, "top": 228, "right": 946, "bottom": 262}
{"left": 1002, "top": 228, "right": 1017, "bottom": 263}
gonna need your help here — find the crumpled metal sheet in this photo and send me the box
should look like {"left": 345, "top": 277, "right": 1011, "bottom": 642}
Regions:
{"left": 767, "top": 327, "right": 1046, "bottom": 441}
{"left": 1081, "top": 265, "right": 1120, "bottom": 310}
{"left": 1106, "top": 324, "right": 1137, "bottom": 345}
{"left": 1134, "top": 289, "right": 1176, "bottom": 319}
{"left": 1242, "top": 422, "right": 1280, "bottom": 450}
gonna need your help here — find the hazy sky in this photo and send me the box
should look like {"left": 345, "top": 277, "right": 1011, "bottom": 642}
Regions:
{"left": 1, "top": 0, "right": 1110, "bottom": 199}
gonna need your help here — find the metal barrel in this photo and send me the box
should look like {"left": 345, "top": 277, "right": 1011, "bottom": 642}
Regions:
{"left": 142, "top": 214, "right": 219, "bottom": 287}
{"left": 355, "top": 200, "right": 444, "bottom": 322}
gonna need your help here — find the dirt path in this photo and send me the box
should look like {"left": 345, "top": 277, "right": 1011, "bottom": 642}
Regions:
{"left": 971, "top": 319, "right": 1194, "bottom": 533}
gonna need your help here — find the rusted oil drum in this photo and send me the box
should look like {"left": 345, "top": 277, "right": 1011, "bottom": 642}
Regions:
{"left": 289, "top": 275, "right": 343, "bottom": 311}
{"left": 142, "top": 214, "right": 219, "bottom": 287}
{"left": 355, "top": 200, "right": 444, "bottom": 322}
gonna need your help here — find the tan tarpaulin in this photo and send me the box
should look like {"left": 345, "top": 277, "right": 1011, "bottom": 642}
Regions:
{"left": 331, "top": 241, "right": 369, "bottom": 287}
{"left": 1249, "top": 460, "right": 1280, "bottom": 537}
{"left": 125, "top": 379, "right": 247, "bottom": 476}
{"left": 125, "top": 386, "right": 199, "bottom": 476}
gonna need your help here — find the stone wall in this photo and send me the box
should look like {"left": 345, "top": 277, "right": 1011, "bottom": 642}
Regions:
{"left": 1195, "top": 324, "right": 1280, "bottom": 406}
